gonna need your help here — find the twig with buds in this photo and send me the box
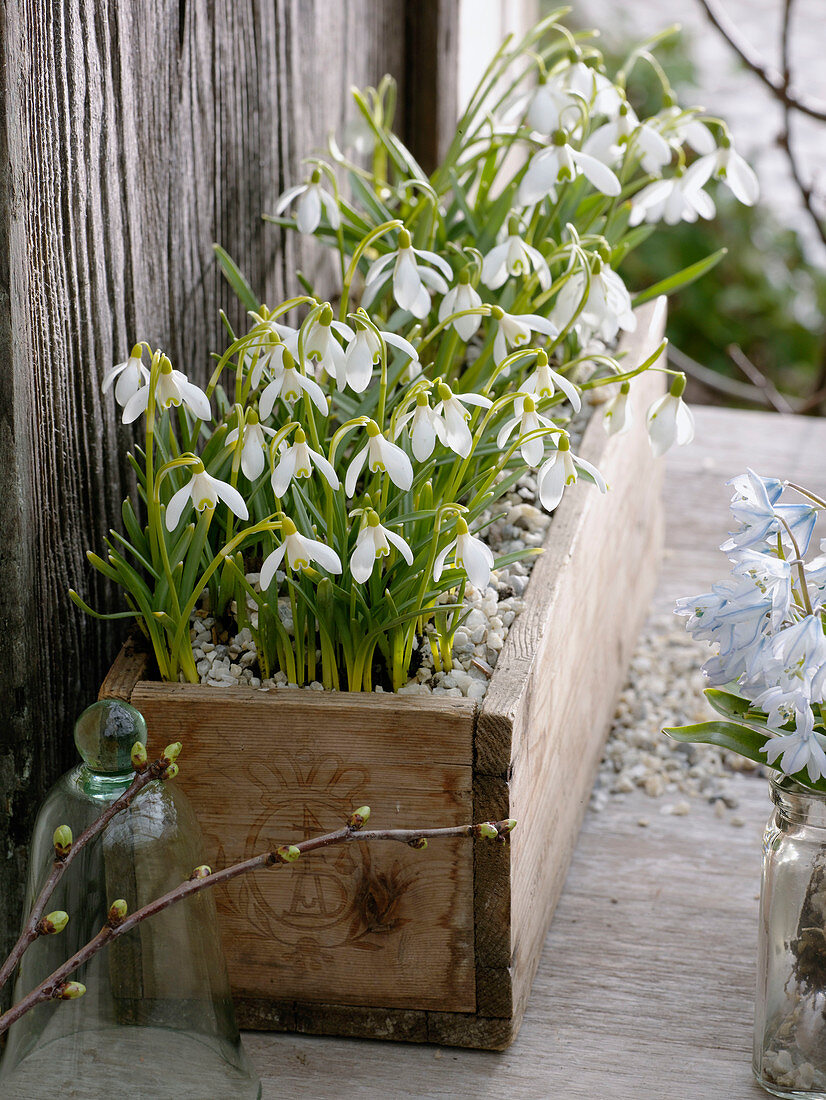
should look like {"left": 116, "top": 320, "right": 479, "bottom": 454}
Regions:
{"left": 0, "top": 741, "right": 181, "bottom": 995}
{"left": 0, "top": 758, "right": 515, "bottom": 1036}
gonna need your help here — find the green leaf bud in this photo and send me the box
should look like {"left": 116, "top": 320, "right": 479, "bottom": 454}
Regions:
{"left": 275, "top": 845, "right": 301, "bottom": 864}
{"left": 53, "top": 825, "right": 73, "bottom": 859}
{"left": 108, "top": 899, "right": 128, "bottom": 926}
{"left": 130, "top": 742, "right": 148, "bottom": 772}
{"left": 475, "top": 822, "right": 499, "bottom": 840}
{"left": 38, "top": 911, "right": 69, "bottom": 936}
{"left": 408, "top": 837, "right": 428, "bottom": 850}
{"left": 189, "top": 865, "right": 212, "bottom": 880}
{"left": 161, "top": 741, "right": 182, "bottom": 765}
{"left": 163, "top": 761, "right": 180, "bottom": 781}
{"left": 55, "top": 981, "right": 86, "bottom": 1000}
{"left": 348, "top": 806, "right": 371, "bottom": 830}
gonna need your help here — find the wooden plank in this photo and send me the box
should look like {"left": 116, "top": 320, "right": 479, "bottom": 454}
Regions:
{"left": 0, "top": 0, "right": 408, "bottom": 980}
{"left": 403, "top": 0, "right": 460, "bottom": 172}
{"left": 133, "top": 684, "right": 476, "bottom": 1014}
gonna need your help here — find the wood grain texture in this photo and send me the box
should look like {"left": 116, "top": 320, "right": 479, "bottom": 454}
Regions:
{"left": 243, "top": 405, "right": 826, "bottom": 1096}
{"left": 132, "top": 685, "right": 477, "bottom": 1014}
{"left": 0, "top": 0, "right": 406, "bottom": 987}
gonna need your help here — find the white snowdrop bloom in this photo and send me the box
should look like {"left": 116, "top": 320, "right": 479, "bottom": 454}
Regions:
{"left": 438, "top": 272, "right": 484, "bottom": 341}
{"left": 684, "top": 140, "right": 759, "bottom": 206}
{"left": 602, "top": 382, "right": 633, "bottom": 436}
{"left": 563, "top": 60, "right": 623, "bottom": 119}
{"left": 301, "top": 304, "right": 353, "bottom": 391}
{"left": 628, "top": 173, "right": 716, "bottom": 227}
{"left": 655, "top": 107, "right": 717, "bottom": 155}
{"left": 496, "top": 394, "right": 555, "bottom": 468}
{"left": 553, "top": 262, "right": 636, "bottom": 344}
{"left": 432, "top": 383, "right": 493, "bottom": 460}
{"left": 489, "top": 306, "right": 559, "bottom": 366}
{"left": 480, "top": 226, "right": 551, "bottom": 291}
{"left": 102, "top": 345, "right": 149, "bottom": 408}
{"left": 518, "top": 135, "right": 621, "bottom": 207}
{"left": 272, "top": 169, "right": 341, "bottom": 236}
{"left": 345, "top": 420, "right": 414, "bottom": 498}
{"left": 258, "top": 348, "right": 328, "bottom": 418}
{"left": 122, "top": 356, "right": 211, "bottom": 425}
{"left": 349, "top": 509, "right": 413, "bottom": 583}
{"left": 528, "top": 61, "right": 622, "bottom": 133}
{"left": 583, "top": 103, "right": 672, "bottom": 173}
{"left": 520, "top": 349, "right": 581, "bottom": 413}
{"left": 343, "top": 312, "right": 418, "bottom": 394}
{"left": 225, "top": 410, "right": 277, "bottom": 482}
{"left": 395, "top": 393, "right": 441, "bottom": 462}
{"left": 537, "top": 435, "right": 607, "bottom": 513}
{"left": 270, "top": 428, "right": 339, "bottom": 498}
{"left": 259, "top": 517, "right": 342, "bottom": 589}
{"left": 646, "top": 377, "right": 695, "bottom": 458}
{"left": 525, "top": 79, "right": 581, "bottom": 135}
{"left": 361, "top": 227, "right": 452, "bottom": 319}
{"left": 433, "top": 517, "right": 495, "bottom": 591}
{"left": 165, "top": 461, "right": 249, "bottom": 532}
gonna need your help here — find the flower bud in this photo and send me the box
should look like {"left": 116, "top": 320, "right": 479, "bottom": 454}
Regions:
{"left": 275, "top": 845, "right": 301, "bottom": 864}
{"left": 130, "top": 741, "right": 148, "bottom": 772}
{"left": 55, "top": 981, "right": 86, "bottom": 1000}
{"left": 189, "top": 865, "right": 212, "bottom": 880}
{"left": 108, "top": 899, "right": 128, "bottom": 926}
{"left": 474, "top": 822, "right": 499, "bottom": 840}
{"left": 53, "top": 825, "right": 73, "bottom": 859}
{"left": 163, "top": 761, "right": 180, "bottom": 780}
{"left": 38, "top": 911, "right": 69, "bottom": 936}
{"left": 408, "top": 837, "right": 428, "bottom": 850}
{"left": 502, "top": 819, "right": 517, "bottom": 834}
{"left": 348, "top": 806, "right": 371, "bottom": 830}
{"left": 161, "top": 742, "right": 182, "bottom": 765}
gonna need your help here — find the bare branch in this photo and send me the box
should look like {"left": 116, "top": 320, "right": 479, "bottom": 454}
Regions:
{"left": 726, "top": 343, "right": 795, "bottom": 414}
{"left": 696, "top": 0, "right": 826, "bottom": 122}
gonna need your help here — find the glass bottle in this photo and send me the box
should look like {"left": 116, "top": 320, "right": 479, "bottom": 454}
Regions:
{"left": 754, "top": 775, "right": 826, "bottom": 1098}
{"left": 0, "top": 699, "right": 261, "bottom": 1099}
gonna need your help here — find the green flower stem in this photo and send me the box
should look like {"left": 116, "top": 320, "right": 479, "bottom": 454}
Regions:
{"left": 339, "top": 219, "right": 403, "bottom": 321}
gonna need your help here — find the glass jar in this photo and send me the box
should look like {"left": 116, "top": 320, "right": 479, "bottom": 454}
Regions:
{"left": 754, "top": 776, "right": 826, "bottom": 1098}
{"left": 0, "top": 699, "right": 261, "bottom": 1099}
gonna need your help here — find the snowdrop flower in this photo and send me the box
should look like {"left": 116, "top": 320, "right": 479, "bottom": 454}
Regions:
{"left": 497, "top": 394, "right": 556, "bottom": 467}
{"left": 518, "top": 132, "right": 621, "bottom": 207}
{"left": 165, "top": 460, "right": 248, "bottom": 532}
{"left": 584, "top": 103, "right": 671, "bottom": 174}
{"left": 684, "top": 139, "right": 759, "bottom": 206}
{"left": 272, "top": 168, "right": 341, "bottom": 236}
{"left": 345, "top": 420, "right": 414, "bottom": 497}
{"left": 527, "top": 61, "right": 621, "bottom": 133}
{"left": 760, "top": 704, "right": 826, "bottom": 783}
{"left": 395, "top": 393, "right": 440, "bottom": 462}
{"left": 480, "top": 222, "right": 551, "bottom": 291}
{"left": 646, "top": 376, "right": 694, "bottom": 458}
{"left": 489, "top": 306, "right": 559, "bottom": 366}
{"left": 302, "top": 304, "right": 353, "bottom": 389}
{"left": 438, "top": 271, "right": 484, "bottom": 341}
{"left": 628, "top": 172, "right": 716, "bottom": 227}
{"left": 603, "top": 382, "right": 633, "bottom": 436}
{"left": 271, "top": 428, "right": 339, "bottom": 497}
{"left": 102, "top": 345, "right": 149, "bottom": 408}
{"left": 350, "top": 509, "right": 413, "bottom": 583}
{"left": 259, "top": 517, "right": 342, "bottom": 589}
{"left": 432, "top": 383, "right": 492, "bottom": 459}
{"left": 525, "top": 78, "right": 581, "bottom": 135}
{"left": 655, "top": 108, "right": 716, "bottom": 156}
{"left": 520, "top": 349, "right": 582, "bottom": 413}
{"left": 434, "top": 517, "right": 495, "bottom": 591}
{"left": 123, "top": 355, "right": 211, "bottom": 425}
{"left": 361, "top": 228, "right": 452, "bottom": 319}
{"left": 225, "top": 410, "right": 277, "bottom": 481}
{"left": 553, "top": 261, "right": 635, "bottom": 344}
{"left": 343, "top": 311, "right": 418, "bottom": 394}
{"left": 258, "top": 348, "right": 328, "bottom": 417}
{"left": 537, "top": 435, "right": 607, "bottom": 512}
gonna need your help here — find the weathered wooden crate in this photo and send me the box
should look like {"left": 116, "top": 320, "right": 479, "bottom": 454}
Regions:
{"left": 100, "top": 299, "right": 666, "bottom": 1049}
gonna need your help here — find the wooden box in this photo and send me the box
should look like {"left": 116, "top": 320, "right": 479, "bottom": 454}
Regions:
{"left": 100, "top": 300, "right": 666, "bottom": 1049}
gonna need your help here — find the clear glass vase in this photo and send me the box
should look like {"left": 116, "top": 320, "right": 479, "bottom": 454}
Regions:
{"left": 0, "top": 699, "right": 261, "bottom": 1099}
{"left": 754, "top": 776, "right": 826, "bottom": 1098}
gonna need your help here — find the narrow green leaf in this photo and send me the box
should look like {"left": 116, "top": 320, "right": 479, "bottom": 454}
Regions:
{"left": 632, "top": 247, "right": 728, "bottom": 306}
{"left": 213, "top": 244, "right": 260, "bottom": 313}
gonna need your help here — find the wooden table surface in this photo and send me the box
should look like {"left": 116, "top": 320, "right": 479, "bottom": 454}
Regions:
{"left": 244, "top": 406, "right": 826, "bottom": 1100}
